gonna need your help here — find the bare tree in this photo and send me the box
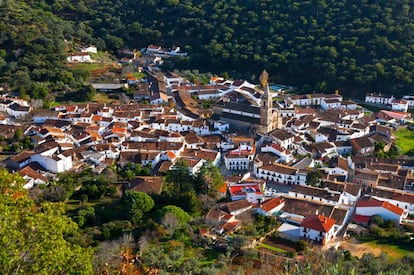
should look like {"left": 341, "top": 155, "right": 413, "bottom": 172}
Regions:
{"left": 92, "top": 233, "right": 135, "bottom": 274}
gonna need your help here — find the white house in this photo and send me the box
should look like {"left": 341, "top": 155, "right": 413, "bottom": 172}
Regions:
{"left": 221, "top": 199, "right": 252, "bottom": 216}
{"left": 146, "top": 44, "right": 162, "bottom": 53}
{"left": 391, "top": 99, "right": 409, "bottom": 112}
{"left": 213, "top": 120, "right": 229, "bottom": 132}
{"left": 254, "top": 161, "right": 307, "bottom": 185}
{"left": 80, "top": 45, "right": 97, "bottom": 53}
{"left": 228, "top": 183, "right": 264, "bottom": 204}
{"left": 67, "top": 52, "right": 92, "bottom": 63}
{"left": 369, "top": 187, "right": 414, "bottom": 215}
{"left": 18, "top": 166, "right": 48, "bottom": 189}
{"left": 224, "top": 144, "right": 255, "bottom": 171}
{"left": 402, "top": 95, "right": 414, "bottom": 108}
{"left": 261, "top": 142, "right": 293, "bottom": 163}
{"left": 224, "top": 152, "right": 250, "bottom": 171}
{"left": 8, "top": 103, "right": 31, "bottom": 118}
{"left": 321, "top": 98, "right": 341, "bottom": 110}
{"left": 300, "top": 214, "right": 336, "bottom": 245}
{"left": 150, "top": 92, "right": 169, "bottom": 105}
{"left": 288, "top": 185, "right": 342, "bottom": 206}
{"left": 30, "top": 153, "right": 72, "bottom": 173}
{"left": 163, "top": 72, "right": 185, "bottom": 89}
{"left": 356, "top": 197, "right": 407, "bottom": 224}
{"left": 365, "top": 93, "right": 394, "bottom": 105}
{"left": 32, "top": 110, "right": 61, "bottom": 123}
{"left": 269, "top": 129, "right": 295, "bottom": 149}
{"left": 257, "top": 197, "right": 285, "bottom": 216}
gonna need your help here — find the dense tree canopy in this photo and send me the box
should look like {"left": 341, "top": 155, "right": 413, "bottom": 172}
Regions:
{"left": 3, "top": 1, "right": 414, "bottom": 97}
{"left": 123, "top": 191, "right": 155, "bottom": 225}
{"left": 0, "top": 1, "right": 90, "bottom": 100}
{"left": 0, "top": 169, "right": 93, "bottom": 274}
{"left": 29, "top": 0, "right": 414, "bottom": 97}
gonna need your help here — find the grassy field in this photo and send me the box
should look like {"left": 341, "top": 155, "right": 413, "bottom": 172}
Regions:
{"left": 341, "top": 238, "right": 414, "bottom": 262}
{"left": 130, "top": 72, "right": 146, "bottom": 79}
{"left": 0, "top": 154, "right": 11, "bottom": 161}
{"left": 394, "top": 128, "right": 414, "bottom": 155}
{"left": 69, "top": 62, "right": 106, "bottom": 72}
{"left": 365, "top": 240, "right": 414, "bottom": 262}
{"left": 94, "top": 92, "right": 119, "bottom": 104}
{"left": 257, "top": 243, "right": 288, "bottom": 253}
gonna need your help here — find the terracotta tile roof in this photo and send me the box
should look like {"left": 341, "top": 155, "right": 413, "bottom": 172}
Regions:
{"left": 329, "top": 208, "right": 347, "bottom": 225}
{"left": 281, "top": 198, "right": 334, "bottom": 218}
{"left": 356, "top": 197, "right": 404, "bottom": 215}
{"left": 126, "top": 176, "right": 163, "bottom": 194}
{"left": 290, "top": 185, "right": 340, "bottom": 202}
{"left": 354, "top": 170, "right": 379, "bottom": 181}
{"left": 18, "top": 165, "right": 48, "bottom": 182}
{"left": 9, "top": 151, "right": 34, "bottom": 163}
{"left": 270, "top": 129, "right": 295, "bottom": 141}
{"left": 222, "top": 220, "right": 241, "bottom": 233}
{"left": 205, "top": 208, "right": 226, "bottom": 224}
{"left": 221, "top": 199, "right": 251, "bottom": 214}
{"left": 343, "top": 183, "right": 361, "bottom": 196}
{"left": 260, "top": 163, "right": 298, "bottom": 175}
{"left": 260, "top": 197, "right": 285, "bottom": 213}
{"left": 217, "top": 182, "right": 227, "bottom": 194}
{"left": 300, "top": 214, "right": 335, "bottom": 233}
{"left": 354, "top": 215, "right": 371, "bottom": 224}
{"left": 166, "top": 151, "right": 176, "bottom": 160}
{"left": 157, "top": 160, "right": 173, "bottom": 173}
{"left": 229, "top": 184, "right": 262, "bottom": 196}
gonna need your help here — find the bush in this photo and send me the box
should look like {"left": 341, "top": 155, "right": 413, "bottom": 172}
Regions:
{"left": 294, "top": 240, "right": 307, "bottom": 252}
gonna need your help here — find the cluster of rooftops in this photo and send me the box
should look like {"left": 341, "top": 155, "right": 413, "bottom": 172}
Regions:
{"left": 1, "top": 70, "right": 414, "bottom": 245}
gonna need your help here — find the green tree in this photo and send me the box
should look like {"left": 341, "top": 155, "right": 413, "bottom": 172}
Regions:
{"left": 157, "top": 205, "right": 190, "bottom": 234}
{"left": 196, "top": 161, "right": 224, "bottom": 197}
{"left": 123, "top": 191, "right": 154, "bottom": 225}
{"left": 165, "top": 159, "right": 193, "bottom": 195}
{"left": 13, "top": 128, "right": 23, "bottom": 141}
{"left": 306, "top": 170, "right": 323, "bottom": 186}
{"left": 0, "top": 169, "right": 93, "bottom": 273}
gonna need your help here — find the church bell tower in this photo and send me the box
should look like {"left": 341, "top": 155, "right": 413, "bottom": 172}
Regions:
{"left": 260, "top": 70, "right": 273, "bottom": 129}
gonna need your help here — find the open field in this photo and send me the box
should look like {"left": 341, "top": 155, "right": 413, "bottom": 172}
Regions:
{"left": 394, "top": 128, "right": 414, "bottom": 155}
{"left": 94, "top": 92, "right": 119, "bottom": 104}
{"left": 257, "top": 243, "right": 288, "bottom": 253}
{"left": 69, "top": 62, "right": 107, "bottom": 72}
{"left": 340, "top": 238, "right": 414, "bottom": 262}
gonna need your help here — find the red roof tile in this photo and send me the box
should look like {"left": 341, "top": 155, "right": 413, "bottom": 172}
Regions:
{"left": 357, "top": 197, "right": 404, "bottom": 216}
{"left": 261, "top": 197, "right": 285, "bottom": 213}
{"left": 354, "top": 215, "right": 371, "bottom": 224}
{"left": 300, "top": 215, "right": 335, "bottom": 233}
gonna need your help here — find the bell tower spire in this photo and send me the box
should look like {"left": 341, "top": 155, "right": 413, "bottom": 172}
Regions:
{"left": 260, "top": 70, "right": 272, "bottom": 128}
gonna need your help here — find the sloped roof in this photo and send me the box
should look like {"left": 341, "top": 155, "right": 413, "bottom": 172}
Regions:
{"left": 300, "top": 214, "right": 335, "bottom": 233}
{"left": 356, "top": 197, "right": 404, "bottom": 216}
{"left": 221, "top": 199, "right": 251, "bottom": 214}
{"left": 260, "top": 197, "right": 285, "bottom": 213}
{"left": 127, "top": 176, "right": 163, "bottom": 194}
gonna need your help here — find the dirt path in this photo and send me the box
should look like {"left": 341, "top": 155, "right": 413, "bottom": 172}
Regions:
{"left": 338, "top": 238, "right": 383, "bottom": 258}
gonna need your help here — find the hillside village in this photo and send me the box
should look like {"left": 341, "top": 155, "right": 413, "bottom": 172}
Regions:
{"left": 1, "top": 54, "right": 414, "bottom": 254}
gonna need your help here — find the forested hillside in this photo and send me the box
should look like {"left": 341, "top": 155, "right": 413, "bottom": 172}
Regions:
{"left": 2, "top": 0, "right": 414, "bottom": 97}
{"left": 0, "top": 1, "right": 91, "bottom": 103}
{"left": 34, "top": 0, "right": 414, "bottom": 97}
